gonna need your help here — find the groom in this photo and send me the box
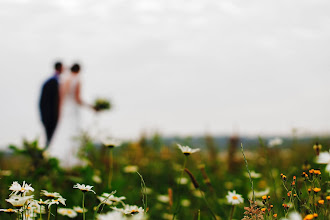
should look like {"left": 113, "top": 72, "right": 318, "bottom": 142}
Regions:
{"left": 39, "top": 61, "right": 63, "bottom": 148}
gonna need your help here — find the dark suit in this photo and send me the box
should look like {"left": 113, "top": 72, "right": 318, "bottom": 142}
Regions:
{"left": 39, "top": 75, "right": 60, "bottom": 147}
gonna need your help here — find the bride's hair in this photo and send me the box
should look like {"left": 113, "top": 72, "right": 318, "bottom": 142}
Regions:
{"left": 71, "top": 63, "right": 80, "bottom": 73}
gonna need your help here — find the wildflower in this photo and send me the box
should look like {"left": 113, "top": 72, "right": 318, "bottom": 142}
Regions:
{"left": 261, "top": 207, "right": 266, "bottom": 212}
{"left": 0, "top": 208, "right": 18, "bottom": 213}
{"left": 177, "top": 144, "right": 200, "bottom": 156}
{"left": 326, "top": 195, "right": 330, "bottom": 201}
{"left": 303, "top": 214, "right": 314, "bottom": 220}
{"left": 123, "top": 165, "right": 139, "bottom": 173}
{"left": 302, "top": 172, "right": 308, "bottom": 178}
{"left": 313, "top": 170, "right": 321, "bottom": 175}
{"left": 226, "top": 190, "right": 244, "bottom": 205}
{"left": 46, "top": 197, "right": 66, "bottom": 208}
{"left": 244, "top": 171, "right": 261, "bottom": 178}
{"left": 40, "top": 190, "right": 62, "bottom": 198}
{"left": 98, "top": 193, "right": 126, "bottom": 206}
{"left": 102, "top": 138, "right": 121, "bottom": 148}
{"left": 287, "top": 212, "right": 302, "bottom": 220}
{"left": 101, "top": 193, "right": 126, "bottom": 203}
{"left": 6, "top": 195, "right": 33, "bottom": 207}
{"left": 281, "top": 173, "right": 287, "bottom": 181}
{"left": 313, "top": 213, "right": 318, "bottom": 218}
{"left": 312, "top": 188, "right": 321, "bottom": 193}
{"left": 273, "top": 213, "right": 277, "bottom": 218}
{"left": 309, "top": 169, "right": 315, "bottom": 175}
{"left": 181, "top": 199, "right": 191, "bottom": 207}
{"left": 57, "top": 208, "right": 77, "bottom": 218}
{"left": 73, "top": 183, "right": 96, "bottom": 194}
{"left": 282, "top": 204, "right": 289, "bottom": 209}
{"left": 313, "top": 143, "right": 322, "bottom": 155}
{"left": 318, "top": 199, "right": 324, "bottom": 205}
{"left": 112, "top": 205, "right": 144, "bottom": 215}
{"left": 157, "top": 195, "right": 169, "bottom": 203}
{"left": 98, "top": 211, "right": 125, "bottom": 220}
{"left": 73, "top": 206, "right": 87, "bottom": 213}
{"left": 316, "top": 151, "right": 330, "bottom": 173}
{"left": 268, "top": 137, "right": 283, "bottom": 147}
{"left": 9, "top": 181, "right": 34, "bottom": 196}
{"left": 262, "top": 195, "right": 267, "bottom": 200}
{"left": 176, "top": 177, "right": 188, "bottom": 185}
{"left": 308, "top": 188, "right": 311, "bottom": 193}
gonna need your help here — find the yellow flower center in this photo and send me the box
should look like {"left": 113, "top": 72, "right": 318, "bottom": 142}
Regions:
{"left": 21, "top": 187, "right": 25, "bottom": 191}
{"left": 232, "top": 196, "right": 238, "bottom": 200}
{"left": 131, "top": 210, "right": 139, "bottom": 214}
{"left": 7, "top": 209, "right": 14, "bottom": 212}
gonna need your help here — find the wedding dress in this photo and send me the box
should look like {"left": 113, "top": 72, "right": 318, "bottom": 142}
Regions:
{"left": 47, "top": 73, "right": 82, "bottom": 168}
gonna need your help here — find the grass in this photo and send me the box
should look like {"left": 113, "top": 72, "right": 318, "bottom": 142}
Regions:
{"left": 0, "top": 134, "right": 329, "bottom": 219}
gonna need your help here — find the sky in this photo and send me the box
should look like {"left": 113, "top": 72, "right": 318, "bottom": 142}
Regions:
{"left": 0, "top": 0, "right": 330, "bottom": 146}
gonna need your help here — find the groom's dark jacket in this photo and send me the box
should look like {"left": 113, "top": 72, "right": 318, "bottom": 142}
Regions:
{"left": 39, "top": 74, "right": 59, "bottom": 145}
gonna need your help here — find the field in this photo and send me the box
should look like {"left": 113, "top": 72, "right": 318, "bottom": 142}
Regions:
{"left": 0, "top": 134, "right": 329, "bottom": 219}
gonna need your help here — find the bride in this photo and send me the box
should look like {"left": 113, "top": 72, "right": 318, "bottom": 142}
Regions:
{"left": 47, "top": 63, "right": 93, "bottom": 168}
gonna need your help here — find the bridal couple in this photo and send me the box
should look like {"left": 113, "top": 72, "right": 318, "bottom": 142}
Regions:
{"left": 39, "top": 61, "right": 94, "bottom": 168}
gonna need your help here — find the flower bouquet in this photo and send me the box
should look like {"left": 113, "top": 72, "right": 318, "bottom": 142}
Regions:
{"left": 93, "top": 98, "right": 111, "bottom": 112}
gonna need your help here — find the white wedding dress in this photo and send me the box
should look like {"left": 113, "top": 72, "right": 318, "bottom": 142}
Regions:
{"left": 47, "top": 73, "right": 82, "bottom": 168}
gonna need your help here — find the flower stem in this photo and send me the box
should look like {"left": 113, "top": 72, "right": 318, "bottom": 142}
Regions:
{"left": 230, "top": 205, "right": 235, "bottom": 220}
{"left": 172, "top": 156, "right": 187, "bottom": 220}
{"left": 47, "top": 207, "right": 51, "bottom": 220}
{"left": 200, "top": 189, "right": 217, "bottom": 220}
{"left": 108, "top": 148, "right": 113, "bottom": 189}
{"left": 83, "top": 192, "right": 86, "bottom": 220}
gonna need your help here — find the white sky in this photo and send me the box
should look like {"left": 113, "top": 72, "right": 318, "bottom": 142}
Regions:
{"left": 0, "top": 0, "right": 330, "bottom": 146}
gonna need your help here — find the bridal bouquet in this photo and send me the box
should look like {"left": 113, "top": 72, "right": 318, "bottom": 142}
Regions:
{"left": 93, "top": 98, "right": 111, "bottom": 111}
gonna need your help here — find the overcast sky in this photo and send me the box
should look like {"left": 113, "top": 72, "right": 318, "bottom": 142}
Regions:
{"left": 0, "top": 0, "right": 330, "bottom": 146}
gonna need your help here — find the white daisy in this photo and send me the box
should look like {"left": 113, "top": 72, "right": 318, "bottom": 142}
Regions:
{"left": 58, "top": 208, "right": 77, "bottom": 218}
{"left": 46, "top": 197, "right": 66, "bottom": 208}
{"left": 6, "top": 195, "right": 34, "bottom": 207}
{"left": 73, "top": 183, "right": 96, "bottom": 194}
{"left": 97, "top": 196, "right": 113, "bottom": 205}
{"left": 9, "top": 181, "right": 34, "bottom": 196}
{"left": 268, "top": 137, "right": 283, "bottom": 148}
{"left": 102, "top": 193, "right": 126, "bottom": 203}
{"left": 316, "top": 151, "right": 330, "bottom": 173}
{"left": 286, "top": 211, "right": 302, "bottom": 220}
{"left": 40, "top": 190, "right": 62, "bottom": 198}
{"left": 98, "top": 211, "right": 125, "bottom": 220}
{"left": 0, "top": 208, "right": 18, "bottom": 213}
{"left": 244, "top": 171, "right": 261, "bottom": 179}
{"left": 102, "top": 138, "right": 122, "bottom": 148}
{"left": 177, "top": 144, "right": 200, "bottom": 156}
{"left": 123, "top": 165, "right": 139, "bottom": 173}
{"left": 112, "top": 205, "right": 144, "bottom": 215}
{"left": 226, "top": 190, "right": 244, "bottom": 205}
{"left": 73, "top": 206, "right": 87, "bottom": 214}
{"left": 157, "top": 195, "right": 169, "bottom": 203}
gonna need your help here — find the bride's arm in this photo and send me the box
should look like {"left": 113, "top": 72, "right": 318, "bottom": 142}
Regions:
{"left": 58, "top": 81, "right": 68, "bottom": 118}
{"left": 74, "top": 82, "right": 95, "bottom": 110}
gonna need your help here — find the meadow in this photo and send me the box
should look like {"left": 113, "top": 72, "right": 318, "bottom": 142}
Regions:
{"left": 0, "top": 133, "right": 329, "bottom": 220}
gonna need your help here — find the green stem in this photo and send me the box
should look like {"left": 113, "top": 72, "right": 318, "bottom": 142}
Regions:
{"left": 172, "top": 156, "right": 187, "bottom": 220}
{"left": 241, "top": 144, "right": 255, "bottom": 203}
{"left": 83, "top": 192, "right": 86, "bottom": 220}
{"left": 39, "top": 205, "right": 42, "bottom": 220}
{"left": 47, "top": 207, "right": 50, "bottom": 220}
{"left": 229, "top": 205, "right": 235, "bottom": 220}
{"left": 108, "top": 148, "right": 113, "bottom": 189}
{"left": 55, "top": 204, "right": 58, "bottom": 220}
{"left": 200, "top": 189, "right": 217, "bottom": 220}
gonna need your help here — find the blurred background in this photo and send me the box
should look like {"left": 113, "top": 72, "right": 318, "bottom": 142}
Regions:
{"left": 1, "top": 0, "right": 330, "bottom": 147}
